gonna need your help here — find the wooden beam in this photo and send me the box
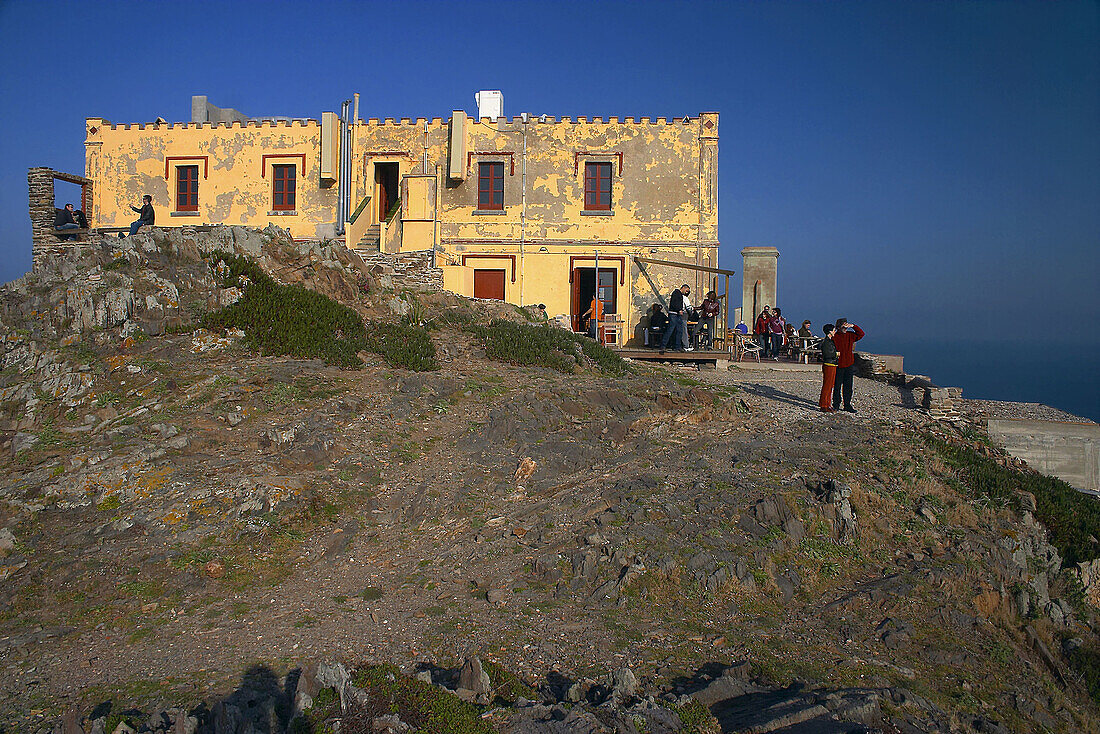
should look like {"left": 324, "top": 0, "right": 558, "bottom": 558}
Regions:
{"left": 633, "top": 256, "right": 736, "bottom": 277}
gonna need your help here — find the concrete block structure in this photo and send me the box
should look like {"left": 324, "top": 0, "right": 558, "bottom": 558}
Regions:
{"left": 740, "top": 247, "right": 779, "bottom": 327}
{"left": 77, "top": 95, "right": 722, "bottom": 345}
{"left": 987, "top": 419, "right": 1100, "bottom": 494}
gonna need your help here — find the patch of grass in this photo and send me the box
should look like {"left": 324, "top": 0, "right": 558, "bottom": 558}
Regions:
{"left": 350, "top": 664, "right": 494, "bottom": 734}
{"left": 482, "top": 660, "right": 537, "bottom": 704}
{"left": 665, "top": 698, "right": 718, "bottom": 734}
{"left": 263, "top": 381, "right": 305, "bottom": 406}
{"left": 96, "top": 391, "right": 122, "bottom": 407}
{"left": 97, "top": 495, "right": 122, "bottom": 513}
{"left": 361, "top": 586, "right": 384, "bottom": 602}
{"left": 931, "top": 437, "right": 1100, "bottom": 566}
{"left": 1063, "top": 637, "right": 1100, "bottom": 706}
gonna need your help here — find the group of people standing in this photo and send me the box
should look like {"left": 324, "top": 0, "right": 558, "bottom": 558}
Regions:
{"left": 819, "top": 318, "right": 865, "bottom": 413}
{"left": 753, "top": 305, "right": 865, "bottom": 413}
{"left": 652, "top": 285, "right": 722, "bottom": 354}
{"left": 751, "top": 306, "right": 818, "bottom": 360}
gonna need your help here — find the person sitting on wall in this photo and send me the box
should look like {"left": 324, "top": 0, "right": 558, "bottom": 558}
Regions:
{"left": 54, "top": 203, "right": 80, "bottom": 241}
{"left": 581, "top": 294, "right": 604, "bottom": 339}
{"left": 646, "top": 303, "right": 668, "bottom": 347}
{"left": 122, "top": 194, "right": 155, "bottom": 237}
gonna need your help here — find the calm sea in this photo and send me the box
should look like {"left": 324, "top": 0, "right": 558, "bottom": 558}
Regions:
{"left": 861, "top": 337, "right": 1100, "bottom": 424}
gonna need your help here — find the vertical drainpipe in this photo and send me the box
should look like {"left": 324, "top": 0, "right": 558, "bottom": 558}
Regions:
{"left": 351, "top": 93, "right": 359, "bottom": 218}
{"left": 336, "top": 99, "right": 350, "bottom": 236}
{"left": 432, "top": 164, "right": 439, "bottom": 268}
{"left": 422, "top": 120, "right": 429, "bottom": 173}
{"left": 594, "top": 249, "right": 600, "bottom": 336}
{"left": 520, "top": 114, "right": 528, "bottom": 306}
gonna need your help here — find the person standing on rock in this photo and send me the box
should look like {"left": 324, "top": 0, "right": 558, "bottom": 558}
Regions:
{"left": 819, "top": 324, "right": 838, "bottom": 412}
{"left": 659, "top": 284, "right": 691, "bottom": 354}
{"left": 125, "top": 194, "right": 155, "bottom": 237}
{"left": 831, "top": 318, "right": 865, "bottom": 413}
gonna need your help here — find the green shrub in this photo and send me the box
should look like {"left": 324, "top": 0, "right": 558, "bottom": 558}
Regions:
{"left": 481, "top": 660, "right": 536, "bottom": 704}
{"left": 351, "top": 663, "right": 494, "bottom": 734}
{"left": 201, "top": 252, "right": 437, "bottom": 371}
{"left": 364, "top": 322, "right": 439, "bottom": 372}
{"left": 931, "top": 437, "right": 1100, "bottom": 566}
{"left": 469, "top": 319, "right": 627, "bottom": 375}
{"left": 1064, "top": 638, "right": 1100, "bottom": 705}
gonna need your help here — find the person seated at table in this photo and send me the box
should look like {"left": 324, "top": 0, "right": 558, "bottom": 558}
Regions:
{"left": 646, "top": 303, "right": 668, "bottom": 347}
{"left": 735, "top": 321, "right": 749, "bottom": 335}
{"left": 798, "top": 320, "right": 813, "bottom": 338}
{"left": 784, "top": 323, "right": 798, "bottom": 358}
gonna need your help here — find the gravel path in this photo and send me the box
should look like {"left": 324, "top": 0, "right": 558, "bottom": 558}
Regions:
{"left": 689, "top": 365, "right": 919, "bottom": 424}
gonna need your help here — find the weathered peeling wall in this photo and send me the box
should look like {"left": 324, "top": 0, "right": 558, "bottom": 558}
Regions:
{"left": 85, "top": 118, "right": 338, "bottom": 239}
{"left": 82, "top": 111, "right": 720, "bottom": 346}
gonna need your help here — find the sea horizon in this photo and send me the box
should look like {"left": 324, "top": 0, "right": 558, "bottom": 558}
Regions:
{"left": 862, "top": 335, "right": 1100, "bottom": 423}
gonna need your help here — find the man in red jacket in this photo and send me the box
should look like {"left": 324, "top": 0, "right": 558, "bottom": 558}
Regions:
{"left": 831, "top": 318, "right": 865, "bottom": 413}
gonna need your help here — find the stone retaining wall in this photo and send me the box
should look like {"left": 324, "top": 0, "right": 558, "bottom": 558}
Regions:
{"left": 357, "top": 250, "right": 443, "bottom": 292}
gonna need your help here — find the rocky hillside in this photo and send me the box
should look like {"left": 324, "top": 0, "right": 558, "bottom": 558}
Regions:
{"left": 1, "top": 227, "right": 1098, "bottom": 733}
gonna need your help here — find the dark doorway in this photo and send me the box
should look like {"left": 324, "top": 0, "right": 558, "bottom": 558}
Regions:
{"left": 571, "top": 267, "right": 617, "bottom": 332}
{"left": 375, "top": 163, "right": 399, "bottom": 221}
{"left": 473, "top": 269, "right": 506, "bottom": 300}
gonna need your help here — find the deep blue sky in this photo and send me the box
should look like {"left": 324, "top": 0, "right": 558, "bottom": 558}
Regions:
{"left": 1, "top": 1, "right": 1097, "bottom": 415}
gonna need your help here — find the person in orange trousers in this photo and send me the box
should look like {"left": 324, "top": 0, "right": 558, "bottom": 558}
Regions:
{"left": 819, "top": 324, "right": 838, "bottom": 412}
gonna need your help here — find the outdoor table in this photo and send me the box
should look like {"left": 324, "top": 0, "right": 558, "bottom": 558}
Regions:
{"left": 797, "top": 336, "right": 821, "bottom": 363}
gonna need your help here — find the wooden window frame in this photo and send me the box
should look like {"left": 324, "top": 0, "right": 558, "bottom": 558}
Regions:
{"left": 584, "top": 161, "right": 612, "bottom": 211}
{"left": 176, "top": 165, "right": 199, "bottom": 212}
{"left": 478, "top": 162, "right": 505, "bottom": 211}
{"left": 272, "top": 164, "right": 296, "bottom": 211}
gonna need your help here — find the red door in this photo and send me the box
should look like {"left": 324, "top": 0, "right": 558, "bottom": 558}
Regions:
{"left": 473, "top": 269, "right": 506, "bottom": 300}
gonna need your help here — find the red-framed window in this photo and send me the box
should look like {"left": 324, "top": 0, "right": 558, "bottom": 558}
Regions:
{"left": 478, "top": 162, "right": 504, "bottom": 210}
{"left": 272, "top": 164, "right": 296, "bottom": 211}
{"left": 584, "top": 161, "right": 612, "bottom": 211}
{"left": 176, "top": 165, "right": 198, "bottom": 211}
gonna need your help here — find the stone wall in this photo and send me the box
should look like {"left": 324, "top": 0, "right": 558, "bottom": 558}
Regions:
{"left": 28, "top": 167, "right": 93, "bottom": 273}
{"left": 357, "top": 250, "right": 443, "bottom": 292}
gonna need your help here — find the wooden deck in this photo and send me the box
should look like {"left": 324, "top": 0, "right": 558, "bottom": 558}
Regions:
{"left": 616, "top": 348, "right": 734, "bottom": 364}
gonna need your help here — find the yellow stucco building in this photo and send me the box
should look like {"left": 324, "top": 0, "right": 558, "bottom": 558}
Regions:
{"left": 83, "top": 94, "right": 721, "bottom": 346}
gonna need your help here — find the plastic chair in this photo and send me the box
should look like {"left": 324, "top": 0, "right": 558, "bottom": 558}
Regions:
{"left": 599, "top": 314, "right": 623, "bottom": 347}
